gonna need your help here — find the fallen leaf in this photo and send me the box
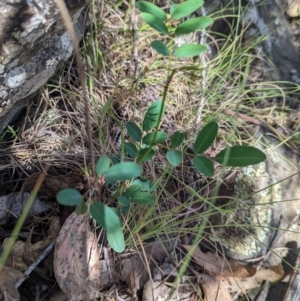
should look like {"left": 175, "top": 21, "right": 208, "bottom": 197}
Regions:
{"left": 197, "top": 274, "right": 232, "bottom": 301}
{"left": 183, "top": 245, "right": 256, "bottom": 277}
{"left": 0, "top": 192, "right": 53, "bottom": 225}
{"left": 115, "top": 254, "right": 150, "bottom": 293}
{"left": 3, "top": 217, "right": 60, "bottom": 271}
{"left": 54, "top": 212, "right": 114, "bottom": 301}
{"left": 0, "top": 266, "right": 26, "bottom": 301}
{"left": 222, "top": 264, "right": 284, "bottom": 293}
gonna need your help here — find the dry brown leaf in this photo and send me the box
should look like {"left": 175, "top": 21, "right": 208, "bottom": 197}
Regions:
{"left": 54, "top": 212, "right": 113, "bottom": 301}
{"left": 183, "top": 245, "right": 256, "bottom": 277}
{"left": 0, "top": 266, "right": 26, "bottom": 301}
{"left": 115, "top": 254, "right": 150, "bottom": 293}
{"left": 143, "top": 276, "right": 200, "bottom": 301}
{"left": 197, "top": 274, "right": 233, "bottom": 301}
{"left": 222, "top": 264, "right": 284, "bottom": 293}
{"left": 3, "top": 216, "right": 60, "bottom": 271}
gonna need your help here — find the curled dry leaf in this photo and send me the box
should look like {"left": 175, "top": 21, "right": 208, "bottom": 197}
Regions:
{"left": 54, "top": 212, "right": 114, "bottom": 301}
{"left": 0, "top": 266, "right": 26, "bottom": 301}
{"left": 115, "top": 254, "right": 150, "bottom": 294}
{"left": 3, "top": 217, "right": 60, "bottom": 271}
{"left": 197, "top": 274, "right": 232, "bottom": 301}
{"left": 221, "top": 264, "right": 284, "bottom": 293}
{"left": 182, "top": 245, "right": 256, "bottom": 277}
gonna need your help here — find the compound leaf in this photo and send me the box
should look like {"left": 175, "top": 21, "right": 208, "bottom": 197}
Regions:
{"left": 166, "top": 150, "right": 183, "bottom": 166}
{"left": 194, "top": 121, "right": 218, "bottom": 154}
{"left": 174, "top": 44, "right": 206, "bottom": 58}
{"left": 56, "top": 188, "right": 83, "bottom": 206}
{"left": 141, "top": 13, "right": 169, "bottom": 35}
{"left": 104, "top": 162, "right": 142, "bottom": 181}
{"left": 193, "top": 156, "right": 214, "bottom": 177}
{"left": 215, "top": 146, "right": 266, "bottom": 167}
{"left": 136, "top": 1, "right": 167, "bottom": 21}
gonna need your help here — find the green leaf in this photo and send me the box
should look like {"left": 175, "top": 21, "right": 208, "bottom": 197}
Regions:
{"left": 137, "top": 147, "right": 155, "bottom": 162}
{"left": 151, "top": 40, "right": 170, "bottom": 55}
{"left": 170, "top": 4, "right": 178, "bottom": 15}
{"left": 132, "top": 178, "right": 156, "bottom": 191}
{"left": 124, "top": 184, "right": 142, "bottom": 196}
{"left": 171, "top": 131, "right": 184, "bottom": 148}
{"left": 175, "top": 16, "right": 213, "bottom": 35}
{"left": 136, "top": 1, "right": 167, "bottom": 21}
{"left": 194, "top": 121, "right": 218, "bottom": 154}
{"left": 118, "top": 195, "right": 131, "bottom": 206}
{"left": 96, "top": 155, "right": 111, "bottom": 176}
{"left": 141, "top": 13, "right": 169, "bottom": 35}
{"left": 143, "top": 100, "right": 165, "bottom": 131}
{"left": 166, "top": 150, "right": 182, "bottom": 166}
{"left": 104, "top": 162, "right": 142, "bottom": 181}
{"left": 130, "top": 192, "right": 155, "bottom": 205}
{"left": 193, "top": 156, "right": 214, "bottom": 177}
{"left": 215, "top": 146, "right": 266, "bottom": 167}
{"left": 90, "top": 203, "right": 123, "bottom": 232}
{"left": 143, "top": 131, "right": 168, "bottom": 145}
{"left": 106, "top": 228, "right": 125, "bottom": 253}
{"left": 174, "top": 44, "right": 206, "bottom": 58}
{"left": 126, "top": 121, "right": 142, "bottom": 142}
{"left": 56, "top": 188, "right": 83, "bottom": 206}
{"left": 171, "top": 0, "right": 204, "bottom": 20}
{"left": 120, "top": 204, "right": 130, "bottom": 214}
{"left": 125, "top": 142, "right": 138, "bottom": 158}
{"left": 75, "top": 200, "right": 88, "bottom": 215}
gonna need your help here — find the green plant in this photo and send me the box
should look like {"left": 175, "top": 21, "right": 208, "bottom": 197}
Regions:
{"left": 136, "top": 0, "right": 213, "bottom": 57}
{"left": 56, "top": 98, "right": 266, "bottom": 253}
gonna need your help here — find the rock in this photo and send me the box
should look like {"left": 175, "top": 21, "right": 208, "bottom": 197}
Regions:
{"left": 210, "top": 128, "right": 300, "bottom": 264}
{"left": 0, "top": 0, "right": 88, "bottom": 133}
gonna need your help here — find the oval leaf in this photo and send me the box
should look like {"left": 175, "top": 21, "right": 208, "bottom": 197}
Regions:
{"left": 166, "top": 150, "right": 183, "bottom": 166}
{"left": 96, "top": 155, "right": 111, "bottom": 176}
{"left": 106, "top": 228, "right": 125, "bottom": 253}
{"left": 151, "top": 40, "right": 170, "bottom": 55}
{"left": 125, "top": 142, "right": 138, "bottom": 158}
{"left": 56, "top": 188, "right": 83, "bottom": 206}
{"left": 132, "top": 178, "right": 156, "bottom": 191}
{"left": 124, "top": 184, "right": 142, "bottom": 196}
{"left": 143, "top": 131, "right": 168, "bottom": 145}
{"left": 136, "top": 1, "right": 167, "bottom": 21}
{"left": 126, "top": 121, "right": 142, "bottom": 142}
{"left": 75, "top": 200, "right": 88, "bottom": 215}
{"left": 90, "top": 203, "right": 123, "bottom": 232}
{"left": 175, "top": 16, "right": 213, "bottom": 35}
{"left": 137, "top": 148, "right": 155, "bottom": 162}
{"left": 215, "top": 146, "right": 267, "bottom": 167}
{"left": 171, "top": 0, "right": 204, "bottom": 20}
{"left": 143, "top": 100, "right": 165, "bottom": 131}
{"left": 194, "top": 121, "right": 218, "bottom": 154}
{"left": 118, "top": 195, "right": 131, "bottom": 206}
{"left": 174, "top": 44, "right": 207, "bottom": 58}
{"left": 171, "top": 131, "right": 184, "bottom": 148}
{"left": 104, "top": 162, "right": 142, "bottom": 181}
{"left": 141, "top": 13, "right": 169, "bottom": 35}
{"left": 170, "top": 4, "right": 178, "bottom": 15}
{"left": 130, "top": 192, "right": 155, "bottom": 205}
{"left": 193, "top": 156, "right": 214, "bottom": 177}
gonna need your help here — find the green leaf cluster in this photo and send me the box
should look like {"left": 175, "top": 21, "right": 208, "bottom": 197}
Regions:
{"left": 56, "top": 100, "right": 266, "bottom": 254}
{"left": 136, "top": 0, "right": 213, "bottom": 57}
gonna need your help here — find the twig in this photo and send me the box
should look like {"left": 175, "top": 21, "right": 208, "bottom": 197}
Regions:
{"left": 15, "top": 239, "right": 56, "bottom": 288}
{"left": 131, "top": 0, "right": 139, "bottom": 78}
{"left": 54, "top": 0, "right": 95, "bottom": 177}
{"left": 195, "top": 5, "right": 210, "bottom": 129}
